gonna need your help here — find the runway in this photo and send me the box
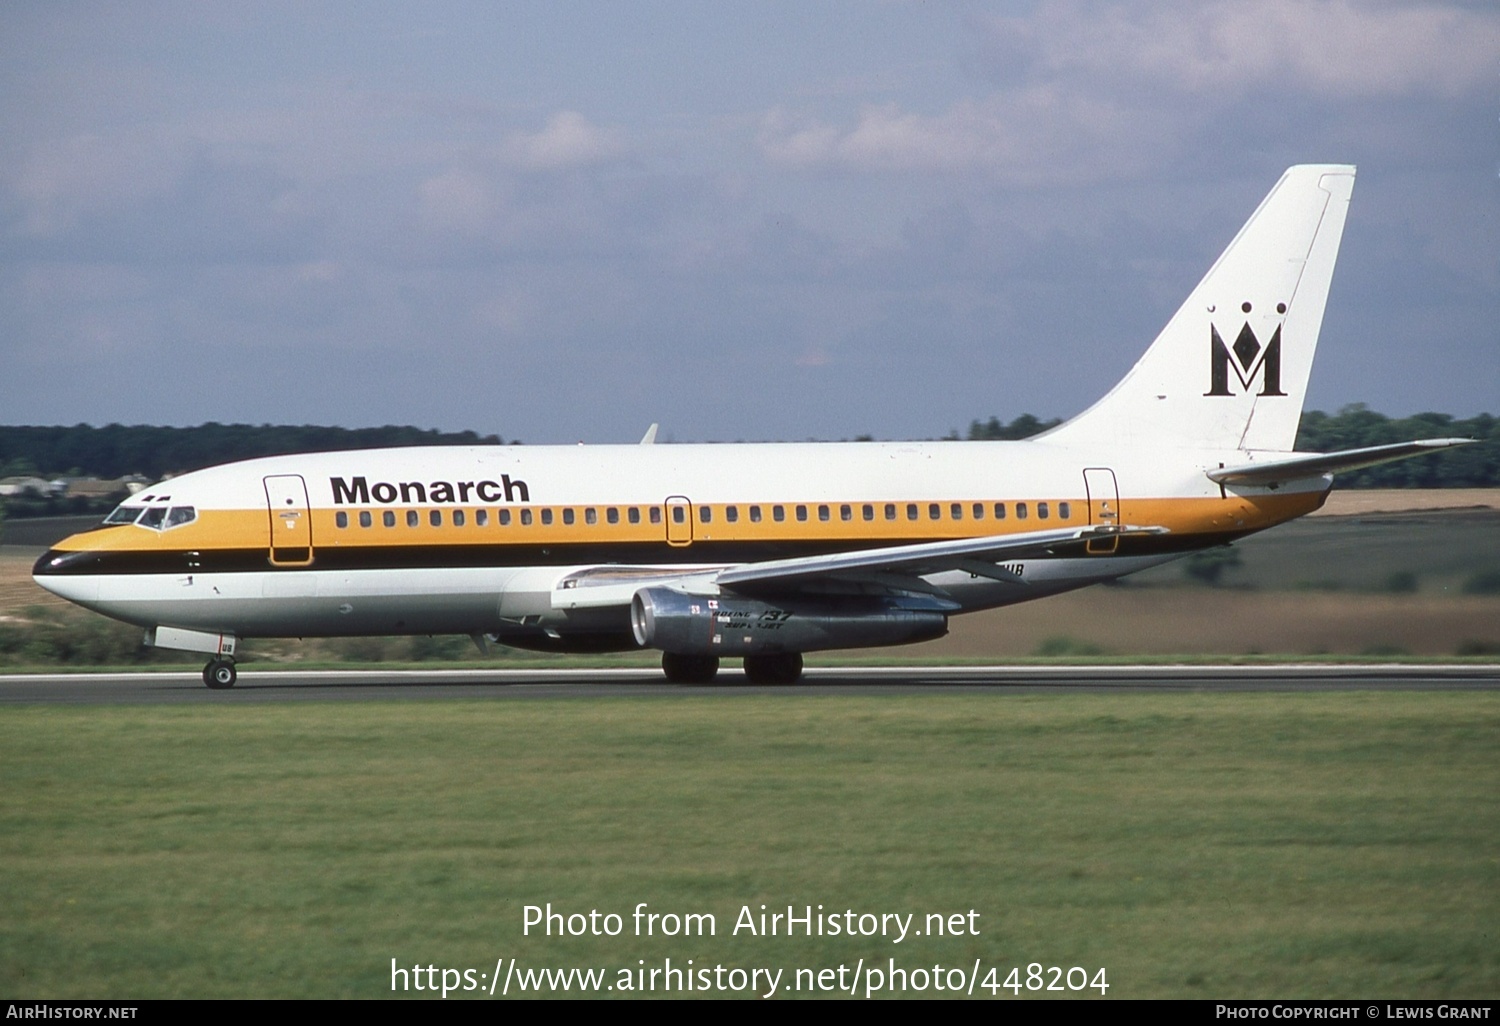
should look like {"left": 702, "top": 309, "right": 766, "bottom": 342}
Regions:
{"left": 1, "top": 663, "right": 1497, "bottom": 705}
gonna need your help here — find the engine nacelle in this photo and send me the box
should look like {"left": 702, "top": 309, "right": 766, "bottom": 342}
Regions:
{"left": 630, "top": 588, "right": 947, "bottom": 656}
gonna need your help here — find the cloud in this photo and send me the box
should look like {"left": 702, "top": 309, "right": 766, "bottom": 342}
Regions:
{"left": 501, "top": 111, "right": 626, "bottom": 171}
{"left": 757, "top": 91, "right": 1169, "bottom": 181}
{"left": 757, "top": 1, "right": 1498, "bottom": 180}
{"left": 981, "top": 0, "right": 1500, "bottom": 101}
{"left": 10, "top": 128, "right": 192, "bottom": 237}
{"left": 416, "top": 167, "right": 500, "bottom": 233}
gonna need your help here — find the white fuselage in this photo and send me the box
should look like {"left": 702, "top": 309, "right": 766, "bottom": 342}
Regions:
{"left": 33, "top": 439, "right": 1325, "bottom": 645}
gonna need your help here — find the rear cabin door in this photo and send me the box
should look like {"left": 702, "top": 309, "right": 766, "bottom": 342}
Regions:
{"left": 1082, "top": 467, "right": 1120, "bottom": 555}
{"left": 664, "top": 495, "right": 694, "bottom": 547}
{"left": 264, "top": 474, "right": 314, "bottom": 565}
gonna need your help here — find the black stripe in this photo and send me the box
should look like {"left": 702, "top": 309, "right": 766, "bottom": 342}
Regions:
{"left": 33, "top": 530, "right": 1252, "bottom": 577}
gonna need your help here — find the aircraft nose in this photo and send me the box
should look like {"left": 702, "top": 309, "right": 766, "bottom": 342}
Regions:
{"left": 32, "top": 548, "right": 102, "bottom": 603}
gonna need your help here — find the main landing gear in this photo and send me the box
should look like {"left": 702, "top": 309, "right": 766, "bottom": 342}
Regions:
{"left": 203, "top": 657, "right": 237, "bottom": 689}
{"left": 743, "top": 652, "right": 804, "bottom": 685}
{"left": 661, "top": 652, "right": 719, "bottom": 684}
{"left": 659, "top": 652, "right": 806, "bottom": 685}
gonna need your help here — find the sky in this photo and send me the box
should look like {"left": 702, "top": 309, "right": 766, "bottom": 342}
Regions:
{"left": 2, "top": 1, "right": 1497, "bottom": 443}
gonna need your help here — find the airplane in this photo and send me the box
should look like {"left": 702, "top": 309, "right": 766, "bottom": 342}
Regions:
{"left": 32, "top": 164, "right": 1473, "bottom": 688}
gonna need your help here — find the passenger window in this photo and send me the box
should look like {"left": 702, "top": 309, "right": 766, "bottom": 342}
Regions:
{"left": 586, "top": 508, "right": 598, "bottom": 525}
{"left": 672, "top": 507, "right": 685, "bottom": 524}
{"left": 749, "top": 506, "right": 762, "bottom": 523}
{"left": 699, "top": 506, "right": 712, "bottom": 523}
{"left": 407, "top": 510, "right": 419, "bottom": 527}
{"left": 906, "top": 504, "right": 918, "bottom": 521}
{"left": 562, "top": 508, "right": 575, "bottom": 525}
{"left": 817, "top": 505, "right": 829, "bottom": 522}
{"left": 628, "top": 507, "right": 640, "bottom": 524}
{"left": 773, "top": 505, "right": 785, "bottom": 522}
{"left": 862, "top": 504, "right": 874, "bottom": 521}
{"left": 841, "top": 504, "right": 853, "bottom": 521}
{"left": 455, "top": 509, "right": 467, "bottom": 527}
{"left": 541, "top": 509, "right": 553, "bottom": 526}
{"left": 358, "top": 511, "right": 371, "bottom": 528}
{"left": 650, "top": 507, "right": 661, "bottom": 525}
{"left": 430, "top": 510, "right": 443, "bottom": 527}
{"left": 384, "top": 511, "right": 396, "bottom": 528}
{"left": 476, "top": 509, "right": 489, "bottom": 526}
{"left": 520, "top": 509, "right": 532, "bottom": 526}
{"left": 1059, "top": 501, "right": 1071, "bottom": 520}
{"left": 606, "top": 508, "right": 618, "bottom": 524}
{"left": 929, "top": 503, "right": 941, "bottom": 520}
{"left": 950, "top": 503, "right": 963, "bottom": 521}
{"left": 336, "top": 511, "right": 349, "bottom": 529}
{"left": 499, "top": 509, "right": 511, "bottom": 526}
{"left": 995, "top": 503, "right": 1007, "bottom": 520}
{"left": 796, "top": 505, "right": 807, "bottom": 522}
{"left": 725, "top": 506, "right": 738, "bottom": 523}
{"left": 973, "top": 503, "right": 985, "bottom": 520}
{"left": 1038, "top": 502, "right": 1049, "bottom": 520}
{"left": 1016, "top": 502, "right": 1029, "bottom": 520}
{"left": 885, "top": 504, "right": 896, "bottom": 521}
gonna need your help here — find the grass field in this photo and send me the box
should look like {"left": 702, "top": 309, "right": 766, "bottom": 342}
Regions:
{"left": 1, "top": 693, "right": 1495, "bottom": 999}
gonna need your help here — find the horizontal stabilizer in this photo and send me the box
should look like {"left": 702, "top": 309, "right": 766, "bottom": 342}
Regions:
{"left": 1206, "top": 438, "right": 1474, "bottom": 486}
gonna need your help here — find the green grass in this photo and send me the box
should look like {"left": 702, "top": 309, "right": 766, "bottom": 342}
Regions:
{"left": 1149, "top": 509, "right": 1500, "bottom": 594}
{"left": 2, "top": 692, "right": 1496, "bottom": 998}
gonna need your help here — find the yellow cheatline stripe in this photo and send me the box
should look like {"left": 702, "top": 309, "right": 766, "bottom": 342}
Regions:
{"left": 50, "top": 490, "right": 1322, "bottom": 555}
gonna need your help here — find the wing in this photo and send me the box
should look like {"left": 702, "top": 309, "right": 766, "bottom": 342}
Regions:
{"left": 1206, "top": 438, "right": 1473, "bottom": 487}
{"left": 551, "top": 523, "right": 1165, "bottom": 610}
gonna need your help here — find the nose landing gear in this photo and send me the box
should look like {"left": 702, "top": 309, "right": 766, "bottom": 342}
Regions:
{"left": 203, "top": 657, "right": 237, "bottom": 689}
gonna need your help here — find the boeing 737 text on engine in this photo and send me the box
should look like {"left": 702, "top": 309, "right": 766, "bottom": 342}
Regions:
{"left": 33, "top": 166, "right": 1472, "bottom": 686}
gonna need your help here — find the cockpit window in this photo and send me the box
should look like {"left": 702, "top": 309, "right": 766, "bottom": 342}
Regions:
{"left": 104, "top": 502, "right": 195, "bottom": 530}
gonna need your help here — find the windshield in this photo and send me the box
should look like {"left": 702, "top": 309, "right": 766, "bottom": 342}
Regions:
{"left": 103, "top": 505, "right": 144, "bottom": 525}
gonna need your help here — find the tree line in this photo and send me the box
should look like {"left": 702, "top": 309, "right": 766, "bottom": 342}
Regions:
{"left": 0, "top": 423, "right": 505, "bottom": 482}
{"left": 968, "top": 404, "right": 1497, "bottom": 487}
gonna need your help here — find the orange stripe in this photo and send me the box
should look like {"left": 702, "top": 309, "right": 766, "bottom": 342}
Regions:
{"left": 51, "top": 491, "right": 1324, "bottom": 555}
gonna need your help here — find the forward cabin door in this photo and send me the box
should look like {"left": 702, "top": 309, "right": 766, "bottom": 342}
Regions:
{"left": 1082, "top": 467, "right": 1120, "bottom": 555}
{"left": 264, "top": 474, "right": 315, "bottom": 565}
{"left": 664, "top": 495, "right": 694, "bottom": 547}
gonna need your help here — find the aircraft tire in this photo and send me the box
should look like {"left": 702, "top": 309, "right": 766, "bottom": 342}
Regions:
{"left": 661, "top": 653, "right": 719, "bottom": 684}
{"left": 743, "top": 652, "right": 803, "bottom": 685}
{"left": 203, "top": 658, "right": 237, "bottom": 689}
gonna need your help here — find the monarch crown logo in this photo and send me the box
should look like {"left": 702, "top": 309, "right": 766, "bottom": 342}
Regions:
{"left": 1206, "top": 302, "right": 1285, "bottom": 397}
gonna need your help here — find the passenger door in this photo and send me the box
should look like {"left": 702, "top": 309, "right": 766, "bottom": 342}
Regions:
{"left": 664, "top": 495, "right": 693, "bottom": 547}
{"left": 264, "top": 475, "right": 314, "bottom": 565}
{"left": 1082, "top": 468, "right": 1120, "bottom": 555}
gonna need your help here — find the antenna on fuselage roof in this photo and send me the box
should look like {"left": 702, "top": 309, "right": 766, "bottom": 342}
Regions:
{"left": 640, "top": 423, "right": 659, "bottom": 445}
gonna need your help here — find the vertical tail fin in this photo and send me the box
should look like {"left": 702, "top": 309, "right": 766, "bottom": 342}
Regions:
{"left": 1042, "top": 165, "right": 1355, "bottom": 453}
